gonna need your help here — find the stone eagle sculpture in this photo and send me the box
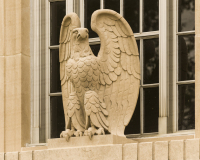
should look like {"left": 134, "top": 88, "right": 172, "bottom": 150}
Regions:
{"left": 59, "top": 9, "right": 140, "bottom": 141}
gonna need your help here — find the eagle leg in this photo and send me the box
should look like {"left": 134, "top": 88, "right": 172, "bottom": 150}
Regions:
{"left": 84, "top": 91, "right": 109, "bottom": 139}
{"left": 60, "top": 92, "right": 85, "bottom": 141}
{"left": 60, "top": 121, "right": 75, "bottom": 141}
{"left": 84, "top": 121, "right": 105, "bottom": 139}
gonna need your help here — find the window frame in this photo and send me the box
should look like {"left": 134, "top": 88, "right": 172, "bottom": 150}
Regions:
{"left": 175, "top": 0, "right": 195, "bottom": 132}
{"left": 30, "top": 0, "right": 196, "bottom": 144}
{"left": 31, "top": 0, "right": 51, "bottom": 144}
{"left": 83, "top": 0, "right": 162, "bottom": 136}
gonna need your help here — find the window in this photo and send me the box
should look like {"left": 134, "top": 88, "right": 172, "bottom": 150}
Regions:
{"left": 31, "top": 0, "right": 195, "bottom": 143}
{"left": 177, "top": 0, "right": 195, "bottom": 131}
{"left": 49, "top": 1, "right": 66, "bottom": 139}
{"left": 31, "top": 0, "right": 67, "bottom": 143}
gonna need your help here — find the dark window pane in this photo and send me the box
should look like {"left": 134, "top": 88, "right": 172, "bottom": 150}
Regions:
{"left": 50, "top": 96, "right": 65, "bottom": 138}
{"left": 178, "top": 35, "right": 195, "bottom": 81}
{"left": 143, "top": 87, "right": 159, "bottom": 133}
{"left": 50, "top": 49, "right": 61, "bottom": 93}
{"left": 178, "top": 84, "right": 195, "bottom": 130}
{"left": 90, "top": 44, "right": 100, "bottom": 57}
{"left": 136, "top": 40, "right": 140, "bottom": 55}
{"left": 124, "top": 0, "right": 139, "bottom": 33}
{"left": 125, "top": 93, "right": 140, "bottom": 134}
{"left": 50, "top": 2, "right": 66, "bottom": 46}
{"left": 143, "top": 0, "right": 159, "bottom": 32}
{"left": 178, "top": 0, "right": 195, "bottom": 32}
{"left": 104, "top": 0, "right": 120, "bottom": 13}
{"left": 143, "top": 38, "right": 159, "bottom": 84}
{"left": 84, "top": 0, "right": 100, "bottom": 38}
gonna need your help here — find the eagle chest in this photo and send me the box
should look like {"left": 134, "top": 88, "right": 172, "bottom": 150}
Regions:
{"left": 67, "top": 56, "right": 100, "bottom": 90}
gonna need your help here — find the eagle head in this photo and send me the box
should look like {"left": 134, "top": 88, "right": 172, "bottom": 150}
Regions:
{"left": 72, "top": 28, "right": 89, "bottom": 42}
{"left": 71, "top": 28, "right": 93, "bottom": 60}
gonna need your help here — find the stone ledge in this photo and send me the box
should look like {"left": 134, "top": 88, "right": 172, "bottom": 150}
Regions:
{"left": 1, "top": 138, "right": 200, "bottom": 160}
{"left": 34, "top": 144, "right": 122, "bottom": 160}
{"left": 21, "top": 146, "right": 47, "bottom": 151}
{"left": 48, "top": 135, "right": 136, "bottom": 149}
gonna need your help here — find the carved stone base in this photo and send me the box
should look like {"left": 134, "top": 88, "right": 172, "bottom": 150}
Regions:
{"left": 48, "top": 134, "right": 137, "bottom": 149}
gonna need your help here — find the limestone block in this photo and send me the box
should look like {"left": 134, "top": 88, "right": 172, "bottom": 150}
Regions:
{"left": 0, "top": 56, "right": 4, "bottom": 152}
{"left": 123, "top": 143, "right": 137, "bottom": 160}
{"left": 195, "top": 0, "right": 200, "bottom": 138}
{"left": 138, "top": 142, "right": 152, "bottom": 160}
{"left": 19, "top": 151, "right": 32, "bottom": 160}
{"left": 4, "top": 54, "right": 30, "bottom": 152}
{"left": 169, "top": 140, "right": 183, "bottom": 160}
{"left": 34, "top": 144, "right": 122, "bottom": 160}
{"left": 0, "top": 0, "right": 4, "bottom": 56}
{"left": 184, "top": 139, "right": 199, "bottom": 160}
{"left": 5, "top": 55, "right": 21, "bottom": 152}
{"left": 21, "top": 146, "right": 47, "bottom": 151}
{"left": 196, "top": 0, "right": 200, "bottom": 35}
{"left": 5, "top": 55, "right": 22, "bottom": 152}
{"left": 153, "top": 141, "right": 168, "bottom": 160}
{"left": 0, "top": 153, "right": 4, "bottom": 160}
{"left": 5, "top": 0, "right": 17, "bottom": 56}
{"left": 195, "top": 36, "right": 200, "bottom": 138}
{"left": 5, "top": 152, "right": 18, "bottom": 160}
{"left": 4, "top": 0, "right": 30, "bottom": 56}
{"left": 48, "top": 135, "right": 135, "bottom": 149}
{"left": 21, "top": 0, "right": 30, "bottom": 56}
{"left": 21, "top": 54, "right": 31, "bottom": 146}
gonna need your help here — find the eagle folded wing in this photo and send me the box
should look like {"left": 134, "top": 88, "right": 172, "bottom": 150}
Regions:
{"left": 84, "top": 91, "right": 109, "bottom": 131}
{"left": 59, "top": 13, "right": 81, "bottom": 129}
{"left": 67, "top": 92, "right": 85, "bottom": 131}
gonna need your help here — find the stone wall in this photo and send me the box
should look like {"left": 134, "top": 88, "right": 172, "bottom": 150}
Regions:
{"left": 0, "top": 0, "right": 31, "bottom": 152}
{"left": 0, "top": 138, "right": 199, "bottom": 160}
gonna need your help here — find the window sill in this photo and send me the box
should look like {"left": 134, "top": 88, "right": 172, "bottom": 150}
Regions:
{"left": 127, "top": 130, "right": 195, "bottom": 143}
{"left": 21, "top": 143, "right": 48, "bottom": 151}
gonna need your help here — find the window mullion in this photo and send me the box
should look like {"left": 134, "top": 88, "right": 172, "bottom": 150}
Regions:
{"left": 139, "top": 0, "right": 143, "bottom": 33}
{"left": 140, "top": 39, "right": 144, "bottom": 134}
{"left": 66, "top": 0, "right": 74, "bottom": 14}
{"left": 101, "top": 0, "right": 104, "bottom": 9}
{"left": 80, "top": 0, "right": 84, "bottom": 28}
{"left": 158, "top": 0, "right": 169, "bottom": 134}
{"left": 120, "top": 0, "right": 123, "bottom": 16}
{"left": 32, "top": 0, "right": 41, "bottom": 144}
{"left": 46, "top": 0, "right": 51, "bottom": 142}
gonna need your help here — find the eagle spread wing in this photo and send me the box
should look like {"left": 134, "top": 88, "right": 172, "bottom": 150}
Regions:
{"left": 91, "top": 10, "right": 140, "bottom": 136}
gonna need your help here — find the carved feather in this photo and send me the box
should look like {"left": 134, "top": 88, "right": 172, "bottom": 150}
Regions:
{"left": 91, "top": 9, "right": 140, "bottom": 136}
{"left": 59, "top": 13, "right": 82, "bottom": 131}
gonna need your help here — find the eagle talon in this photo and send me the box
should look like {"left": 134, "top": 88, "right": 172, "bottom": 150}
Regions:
{"left": 65, "top": 134, "right": 70, "bottom": 142}
{"left": 60, "top": 129, "right": 74, "bottom": 141}
{"left": 84, "top": 130, "right": 89, "bottom": 136}
{"left": 96, "top": 128, "right": 105, "bottom": 135}
{"left": 88, "top": 131, "right": 93, "bottom": 140}
{"left": 74, "top": 130, "right": 84, "bottom": 137}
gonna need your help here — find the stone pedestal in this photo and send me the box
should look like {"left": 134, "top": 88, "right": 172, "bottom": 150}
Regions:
{"left": 48, "top": 135, "right": 136, "bottom": 149}
{"left": 30, "top": 135, "right": 137, "bottom": 160}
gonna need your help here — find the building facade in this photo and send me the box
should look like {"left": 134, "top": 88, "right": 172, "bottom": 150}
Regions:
{"left": 0, "top": 0, "right": 200, "bottom": 159}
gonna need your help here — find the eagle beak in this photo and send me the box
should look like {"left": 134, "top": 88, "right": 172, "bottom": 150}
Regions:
{"left": 77, "top": 33, "right": 81, "bottom": 39}
{"left": 77, "top": 29, "right": 88, "bottom": 40}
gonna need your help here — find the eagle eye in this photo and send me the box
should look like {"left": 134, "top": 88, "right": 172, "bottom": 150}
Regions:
{"left": 72, "top": 30, "right": 78, "bottom": 34}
